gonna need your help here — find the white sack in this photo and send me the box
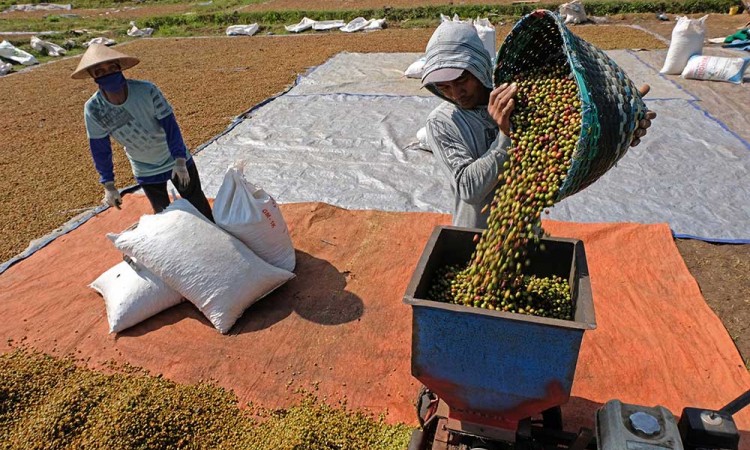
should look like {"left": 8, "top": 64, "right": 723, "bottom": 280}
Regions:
{"left": 681, "top": 55, "right": 749, "bottom": 84}
{"left": 417, "top": 126, "right": 429, "bottom": 149}
{"left": 313, "top": 20, "right": 345, "bottom": 31}
{"left": 559, "top": 0, "right": 588, "bottom": 24}
{"left": 441, "top": 13, "right": 472, "bottom": 24}
{"left": 0, "top": 61, "right": 12, "bottom": 76}
{"left": 214, "top": 163, "right": 296, "bottom": 272}
{"left": 364, "top": 18, "right": 386, "bottom": 30}
{"left": 90, "top": 259, "right": 183, "bottom": 333}
{"left": 437, "top": 15, "right": 495, "bottom": 61}
{"left": 285, "top": 17, "right": 316, "bottom": 33}
{"left": 474, "top": 18, "right": 496, "bottom": 63}
{"left": 30, "top": 36, "right": 66, "bottom": 56}
{"left": 404, "top": 55, "right": 426, "bottom": 78}
{"left": 108, "top": 199, "right": 295, "bottom": 334}
{"left": 127, "top": 21, "right": 155, "bottom": 37}
{"left": 0, "top": 40, "right": 38, "bottom": 65}
{"left": 660, "top": 15, "right": 707, "bottom": 74}
{"left": 341, "top": 17, "right": 370, "bottom": 33}
{"left": 226, "top": 24, "right": 259, "bottom": 36}
{"left": 6, "top": 3, "right": 71, "bottom": 11}
{"left": 83, "top": 37, "right": 116, "bottom": 47}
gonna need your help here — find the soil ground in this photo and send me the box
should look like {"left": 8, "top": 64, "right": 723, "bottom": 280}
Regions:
{"left": 1, "top": 3, "right": 195, "bottom": 20}
{"left": 0, "top": 18, "right": 747, "bottom": 366}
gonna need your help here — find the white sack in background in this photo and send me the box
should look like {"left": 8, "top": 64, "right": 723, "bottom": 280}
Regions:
{"left": 30, "top": 36, "right": 66, "bottom": 56}
{"left": 417, "top": 126, "right": 429, "bottom": 149}
{"left": 474, "top": 18, "right": 496, "bottom": 63}
{"left": 108, "top": 199, "right": 295, "bottom": 334}
{"left": 0, "top": 61, "right": 12, "bottom": 76}
{"left": 127, "top": 21, "right": 155, "bottom": 37}
{"left": 226, "top": 24, "right": 259, "bottom": 36}
{"left": 340, "top": 17, "right": 384, "bottom": 33}
{"left": 660, "top": 15, "right": 707, "bottom": 74}
{"left": 437, "top": 15, "right": 496, "bottom": 62}
{"left": 214, "top": 163, "right": 296, "bottom": 271}
{"left": 0, "top": 40, "right": 38, "bottom": 65}
{"left": 90, "top": 259, "right": 183, "bottom": 333}
{"left": 364, "top": 18, "right": 386, "bottom": 30}
{"left": 285, "top": 17, "right": 316, "bottom": 33}
{"left": 341, "top": 17, "right": 370, "bottom": 33}
{"left": 440, "top": 13, "right": 472, "bottom": 24}
{"left": 5, "top": 3, "right": 71, "bottom": 11}
{"left": 559, "top": 0, "right": 588, "bottom": 24}
{"left": 83, "top": 37, "right": 116, "bottom": 47}
{"left": 404, "top": 55, "right": 426, "bottom": 78}
{"left": 313, "top": 20, "right": 345, "bottom": 31}
{"left": 681, "top": 55, "right": 749, "bottom": 84}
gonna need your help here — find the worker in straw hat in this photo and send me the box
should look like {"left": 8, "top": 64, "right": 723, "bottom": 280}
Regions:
{"left": 72, "top": 44, "right": 214, "bottom": 221}
{"left": 420, "top": 21, "right": 656, "bottom": 229}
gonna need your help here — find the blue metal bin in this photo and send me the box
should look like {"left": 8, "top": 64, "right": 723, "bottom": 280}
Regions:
{"left": 403, "top": 225, "right": 596, "bottom": 426}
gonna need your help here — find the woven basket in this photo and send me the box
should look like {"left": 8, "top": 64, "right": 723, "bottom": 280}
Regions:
{"left": 494, "top": 10, "right": 647, "bottom": 201}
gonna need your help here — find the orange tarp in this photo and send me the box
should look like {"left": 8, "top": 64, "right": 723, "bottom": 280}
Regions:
{"left": 0, "top": 195, "right": 748, "bottom": 445}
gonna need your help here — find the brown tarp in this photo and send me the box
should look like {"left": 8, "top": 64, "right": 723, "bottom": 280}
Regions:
{"left": 1, "top": 195, "right": 748, "bottom": 444}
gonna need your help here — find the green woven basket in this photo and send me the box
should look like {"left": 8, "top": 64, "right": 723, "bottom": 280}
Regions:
{"left": 494, "top": 10, "right": 647, "bottom": 201}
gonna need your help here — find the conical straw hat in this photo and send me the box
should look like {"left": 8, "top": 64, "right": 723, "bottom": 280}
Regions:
{"left": 70, "top": 44, "right": 140, "bottom": 79}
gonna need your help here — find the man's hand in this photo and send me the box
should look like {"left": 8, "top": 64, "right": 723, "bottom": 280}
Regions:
{"left": 631, "top": 84, "right": 657, "bottom": 147}
{"left": 103, "top": 181, "right": 122, "bottom": 209}
{"left": 172, "top": 158, "right": 190, "bottom": 189}
{"left": 488, "top": 82, "right": 518, "bottom": 137}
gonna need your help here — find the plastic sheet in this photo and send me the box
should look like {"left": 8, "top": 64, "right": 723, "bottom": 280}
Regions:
{"left": 225, "top": 24, "right": 259, "bottom": 36}
{"left": 341, "top": 17, "right": 368, "bottom": 33}
{"left": 191, "top": 52, "right": 750, "bottom": 242}
{"left": 83, "top": 37, "right": 116, "bottom": 47}
{"left": 0, "top": 40, "right": 38, "bottom": 65}
{"left": 127, "top": 21, "right": 154, "bottom": 38}
{"left": 549, "top": 99, "right": 750, "bottom": 243}
{"left": 285, "top": 17, "right": 315, "bottom": 33}
{"left": 312, "top": 20, "right": 345, "bottom": 31}
{"left": 194, "top": 93, "right": 447, "bottom": 212}
{"left": 4, "top": 3, "right": 71, "bottom": 11}
{"left": 291, "top": 52, "right": 431, "bottom": 97}
{"left": 0, "top": 61, "right": 11, "bottom": 76}
{"left": 1, "top": 198, "right": 750, "bottom": 434}
{"left": 30, "top": 35, "right": 66, "bottom": 56}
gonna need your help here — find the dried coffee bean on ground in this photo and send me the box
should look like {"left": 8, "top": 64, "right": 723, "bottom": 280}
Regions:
{"left": 0, "top": 347, "right": 413, "bottom": 450}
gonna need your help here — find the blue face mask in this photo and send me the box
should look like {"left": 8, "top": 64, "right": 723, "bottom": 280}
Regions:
{"left": 95, "top": 71, "right": 127, "bottom": 93}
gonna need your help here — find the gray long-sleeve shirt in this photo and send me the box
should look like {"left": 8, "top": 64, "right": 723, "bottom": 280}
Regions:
{"left": 426, "top": 102, "right": 510, "bottom": 229}
{"left": 421, "top": 21, "right": 510, "bottom": 229}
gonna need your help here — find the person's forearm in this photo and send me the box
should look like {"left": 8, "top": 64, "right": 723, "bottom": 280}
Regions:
{"left": 454, "top": 133, "right": 510, "bottom": 204}
{"left": 158, "top": 113, "right": 188, "bottom": 160}
{"left": 89, "top": 137, "right": 115, "bottom": 183}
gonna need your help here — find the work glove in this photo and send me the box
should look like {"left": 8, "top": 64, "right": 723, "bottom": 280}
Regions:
{"left": 171, "top": 157, "right": 190, "bottom": 189}
{"left": 103, "top": 181, "right": 122, "bottom": 209}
